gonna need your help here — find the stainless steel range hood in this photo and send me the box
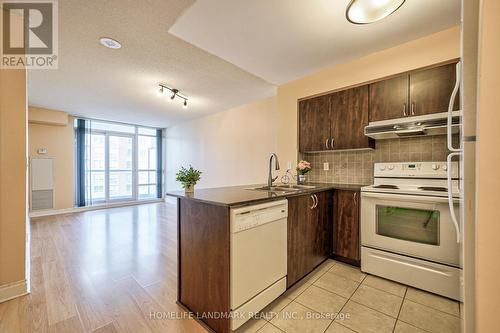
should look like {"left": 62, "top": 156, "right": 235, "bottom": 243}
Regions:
{"left": 364, "top": 111, "right": 461, "bottom": 140}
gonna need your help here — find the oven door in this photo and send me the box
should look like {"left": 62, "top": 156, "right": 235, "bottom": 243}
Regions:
{"left": 361, "top": 191, "right": 460, "bottom": 266}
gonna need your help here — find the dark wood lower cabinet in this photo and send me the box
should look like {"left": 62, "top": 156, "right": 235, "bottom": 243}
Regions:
{"left": 176, "top": 189, "right": 360, "bottom": 333}
{"left": 287, "top": 191, "right": 331, "bottom": 287}
{"left": 332, "top": 190, "right": 361, "bottom": 265}
{"left": 178, "top": 198, "right": 230, "bottom": 333}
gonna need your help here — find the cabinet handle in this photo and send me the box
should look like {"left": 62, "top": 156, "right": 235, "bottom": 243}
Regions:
{"left": 353, "top": 192, "right": 357, "bottom": 204}
{"left": 325, "top": 138, "right": 330, "bottom": 150}
{"left": 330, "top": 138, "right": 335, "bottom": 148}
{"left": 310, "top": 195, "right": 315, "bottom": 209}
{"left": 411, "top": 102, "right": 415, "bottom": 116}
{"left": 314, "top": 194, "right": 318, "bottom": 208}
{"left": 403, "top": 103, "right": 407, "bottom": 117}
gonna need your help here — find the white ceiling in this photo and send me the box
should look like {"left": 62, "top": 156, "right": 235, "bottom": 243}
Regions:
{"left": 28, "top": 0, "right": 461, "bottom": 128}
{"left": 170, "top": 0, "right": 461, "bottom": 85}
{"left": 28, "top": 0, "right": 276, "bottom": 127}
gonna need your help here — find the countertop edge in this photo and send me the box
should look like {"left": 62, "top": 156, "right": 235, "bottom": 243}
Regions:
{"left": 166, "top": 183, "right": 367, "bottom": 208}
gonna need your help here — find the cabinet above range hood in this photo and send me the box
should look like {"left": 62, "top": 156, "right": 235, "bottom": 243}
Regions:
{"left": 364, "top": 111, "right": 461, "bottom": 140}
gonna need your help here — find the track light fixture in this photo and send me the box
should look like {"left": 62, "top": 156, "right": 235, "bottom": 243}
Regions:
{"left": 157, "top": 83, "right": 189, "bottom": 109}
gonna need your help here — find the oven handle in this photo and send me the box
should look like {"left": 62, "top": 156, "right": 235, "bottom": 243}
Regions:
{"left": 447, "top": 152, "right": 462, "bottom": 243}
{"left": 361, "top": 191, "right": 459, "bottom": 204}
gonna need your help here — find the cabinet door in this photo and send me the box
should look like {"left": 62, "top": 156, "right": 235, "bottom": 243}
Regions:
{"left": 409, "top": 62, "right": 460, "bottom": 116}
{"left": 331, "top": 85, "right": 373, "bottom": 149}
{"left": 287, "top": 194, "right": 314, "bottom": 287}
{"left": 298, "top": 95, "right": 331, "bottom": 152}
{"left": 309, "top": 191, "right": 331, "bottom": 268}
{"left": 287, "top": 192, "right": 331, "bottom": 287}
{"left": 333, "top": 190, "right": 360, "bottom": 263}
{"left": 369, "top": 74, "right": 409, "bottom": 122}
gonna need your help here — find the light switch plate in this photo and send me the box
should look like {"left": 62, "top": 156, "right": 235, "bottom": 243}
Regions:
{"left": 323, "top": 162, "right": 329, "bottom": 170}
{"left": 287, "top": 161, "right": 292, "bottom": 170}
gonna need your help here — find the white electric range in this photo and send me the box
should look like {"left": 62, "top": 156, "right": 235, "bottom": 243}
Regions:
{"left": 360, "top": 162, "right": 462, "bottom": 300}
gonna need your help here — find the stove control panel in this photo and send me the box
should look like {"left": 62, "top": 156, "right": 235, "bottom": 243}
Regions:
{"left": 374, "top": 162, "right": 458, "bottom": 178}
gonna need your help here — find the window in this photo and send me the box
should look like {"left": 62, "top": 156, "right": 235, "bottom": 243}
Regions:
{"left": 376, "top": 205, "right": 440, "bottom": 245}
{"left": 88, "top": 134, "right": 105, "bottom": 201}
{"left": 76, "top": 120, "right": 162, "bottom": 206}
{"left": 137, "top": 132, "right": 158, "bottom": 199}
{"left": 109, "top": 135, "right": 133, "bottom": 200}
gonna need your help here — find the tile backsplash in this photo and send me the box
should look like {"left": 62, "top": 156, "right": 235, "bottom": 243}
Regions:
{"left": 301, "top": 135, "right": 457, "bottom": 185}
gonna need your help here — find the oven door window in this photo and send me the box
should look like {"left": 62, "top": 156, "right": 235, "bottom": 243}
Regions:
{"left": 376, "top": 205, "right": 440, "bottom": 245}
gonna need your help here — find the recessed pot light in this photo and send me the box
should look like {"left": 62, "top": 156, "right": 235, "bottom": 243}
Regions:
{"left": 346, "top": 0, "right": 406, "bottom": 24}
{"left": 99, "top": 37, "right": 122, "bottom": 49}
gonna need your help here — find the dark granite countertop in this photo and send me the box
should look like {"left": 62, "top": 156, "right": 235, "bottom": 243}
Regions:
{"left": 166, "top": 182, "right": 367, "bottom": 207}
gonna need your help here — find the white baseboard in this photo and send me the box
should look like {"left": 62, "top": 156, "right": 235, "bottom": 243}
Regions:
{"left": 0, "top": 280, "right": 29, "bottom": 303}
{"left": 29, "top": 198, "right": 164, "bottom": 218}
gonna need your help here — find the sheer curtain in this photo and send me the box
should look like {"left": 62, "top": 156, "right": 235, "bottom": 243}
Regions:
{"left": 75, "top": 118, "right": 90, "bottom": 206}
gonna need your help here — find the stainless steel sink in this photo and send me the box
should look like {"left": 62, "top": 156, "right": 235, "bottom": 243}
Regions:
{"left": 246, "top": 184, "right": 318, "bottom": 192}
{"left": 246, "top": 185, "right": 299, "bottom": 192}
{"left": 279, "top": 184, "right": 317, "bottom": 190}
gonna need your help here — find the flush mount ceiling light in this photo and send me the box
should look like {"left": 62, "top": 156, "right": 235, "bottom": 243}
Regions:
{"left": 346, "top": 0, "right": 406, "bottom": 24}
{"left": 157, "top": 83, "right": 189, "bottom": 109}
{"left": 99, "top": 37, "right": 122, "bottom": 49}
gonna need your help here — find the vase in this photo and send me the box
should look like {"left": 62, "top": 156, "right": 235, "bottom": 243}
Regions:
{"left": 185, "top": 184, "right": 195, "bottom": 193}
{"left": 298, "top": 175, "right": 306, "bottom": 184}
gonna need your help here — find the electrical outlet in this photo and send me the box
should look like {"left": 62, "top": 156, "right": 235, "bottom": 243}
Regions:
{"left": 323, "top": 162, "right": 329, "bottom": 170}
{"left": 287, "top": 161, "right": 292, "bottom": 170}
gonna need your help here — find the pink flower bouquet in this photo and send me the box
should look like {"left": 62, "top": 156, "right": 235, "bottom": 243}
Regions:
{"left": 296, "top": 160, "right": 311, "bottom": 175}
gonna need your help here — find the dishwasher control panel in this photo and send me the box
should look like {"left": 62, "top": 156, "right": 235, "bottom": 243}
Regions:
{"left": 230, "top": 200, "right": 288, "bottom": 233}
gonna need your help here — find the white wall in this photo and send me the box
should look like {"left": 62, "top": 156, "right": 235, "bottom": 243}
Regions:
{"left": 166, "top": 97, "right": 278, "bottom": 190}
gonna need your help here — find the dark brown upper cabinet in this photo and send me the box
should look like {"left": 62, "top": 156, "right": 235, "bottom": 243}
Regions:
{"left": 298, "top": 95, "right": 331, "bottom": 152}
{"left": 369, "top": 74, "right": 409, "bottom": 122}
{"left": 298, "top": 85, "right": 373, "bottom": 152}
{"left": 330, "top": 85, "right": 373, "bottom": 150}
{"left": 369, "top": 61, "right": 460, "bottom": 122}
{"left": 409, "top": 63, "right": 460, "bottom": 116}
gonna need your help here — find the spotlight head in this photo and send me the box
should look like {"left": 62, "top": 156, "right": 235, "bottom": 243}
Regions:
{"left": 183, "top": 100, "right": 188, "bottom": 109}
{"left": 170, "top": 88, "right": 178, "bottom": 101}
{"left": 157, "top": 86, "right": 164, "bottom": 97}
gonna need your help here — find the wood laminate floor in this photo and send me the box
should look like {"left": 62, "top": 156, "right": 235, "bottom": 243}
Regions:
{"left": 0, "top": 200, "right": 461, "bottom": 333}
{"left": 0, "top": 200, "right": 207, "bottom": 333}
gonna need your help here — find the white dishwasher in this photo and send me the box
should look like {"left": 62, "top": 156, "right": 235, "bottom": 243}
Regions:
{"left": 230, "top": 200, "right": 288, "bottom": 331}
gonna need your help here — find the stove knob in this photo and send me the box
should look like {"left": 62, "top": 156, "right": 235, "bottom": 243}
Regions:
{"left": 431, "top": 164, "right": 439, "bottom": 170}
{"left": 379, "top": 165, "right": 386, "bottom": 171}
{"left": 388, "top": 165, "right": 395, "bottom": 170}
{"left": 442, "top": 164, "right": 448, "bottom": 171}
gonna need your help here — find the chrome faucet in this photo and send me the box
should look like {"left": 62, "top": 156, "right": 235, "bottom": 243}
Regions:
{"left": 268, "top": 153, "right": 280, "bottom": 187}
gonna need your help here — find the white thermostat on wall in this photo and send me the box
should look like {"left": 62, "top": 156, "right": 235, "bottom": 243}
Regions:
{"left": 37, "top": 148, "right": 48, "bottom": 155}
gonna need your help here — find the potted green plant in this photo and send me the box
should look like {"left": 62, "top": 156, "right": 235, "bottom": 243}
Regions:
{"left": 296, "top": 160, "right": 311, "bottom": 184}
{"left": 176, "top": 165, "right": 202, "bottom": 193}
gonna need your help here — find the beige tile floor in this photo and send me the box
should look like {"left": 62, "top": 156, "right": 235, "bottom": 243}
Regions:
{"left": 236, "top": 259, "right": 461, "bottom": 333}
